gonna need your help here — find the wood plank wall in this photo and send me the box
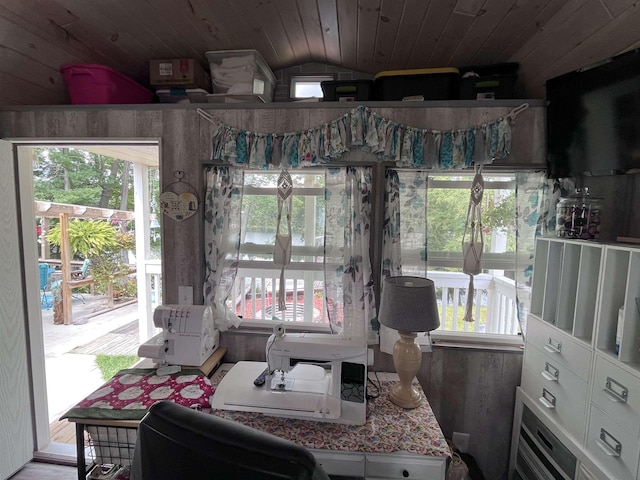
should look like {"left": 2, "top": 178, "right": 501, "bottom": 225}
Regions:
{"left": 0, "top": 102, "right": 547, "bottom": 304}
{"left": 2, "top": 102, "right": 639, "bottom": 479}
{"left": 0, "top": 101, "right": 541, "bottom": 479}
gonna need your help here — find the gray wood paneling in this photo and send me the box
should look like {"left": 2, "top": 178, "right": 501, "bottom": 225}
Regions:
{"left": 0, "top": 140, "right": 33, "bottom": 479}
{"left": 0, "top": 101, "right": 565, "bottom": 313}
{"left": 0, "top": 102, "right": 550, "bottom": 480}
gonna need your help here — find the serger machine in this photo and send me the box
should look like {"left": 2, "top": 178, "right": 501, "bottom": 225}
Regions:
{"left": 211, "top": 328, "right": 372, "bottom": 425}
{"left": 137, "top": 305, "right": 219, "bottom": 367}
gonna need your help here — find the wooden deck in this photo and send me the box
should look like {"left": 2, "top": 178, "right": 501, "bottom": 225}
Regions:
{"left": 49, "top": 318, "right": 140, "bottom": 445}
{"left": 51, "top": 419, "right": 77, "bottom": 445}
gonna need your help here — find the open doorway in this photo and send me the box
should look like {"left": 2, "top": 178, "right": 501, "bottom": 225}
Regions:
{"left": 16, "top": 142, "right": 161, "bottom": 462}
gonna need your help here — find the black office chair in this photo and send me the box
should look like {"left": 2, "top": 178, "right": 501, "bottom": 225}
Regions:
{"left": 131, "top": 401, "right": 331, "bottom": 480}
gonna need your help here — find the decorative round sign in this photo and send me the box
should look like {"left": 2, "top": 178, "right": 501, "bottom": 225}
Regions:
{"left": 160, "top": 191, "right": 198, "bottom": 221}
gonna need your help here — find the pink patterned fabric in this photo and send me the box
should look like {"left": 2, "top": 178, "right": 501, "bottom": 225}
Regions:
{"left": 62, "top": 368, "right": 214, "bottom": 420}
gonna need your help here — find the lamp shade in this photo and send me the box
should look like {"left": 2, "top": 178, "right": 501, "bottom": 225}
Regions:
{"left": 379, "top": 276, "right": 440, "bottom": 333}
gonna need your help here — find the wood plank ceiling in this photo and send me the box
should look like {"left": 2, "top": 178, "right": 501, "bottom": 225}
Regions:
{"left": 0, "top": 0, "right": 639, "bottom": 105}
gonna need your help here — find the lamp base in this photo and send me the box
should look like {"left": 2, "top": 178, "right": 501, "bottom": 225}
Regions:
{"left": 389, "top": 331, "right": 424, "bottom": 409}
{"left": 389, "top": 382, "right": 423, "bottom": 409}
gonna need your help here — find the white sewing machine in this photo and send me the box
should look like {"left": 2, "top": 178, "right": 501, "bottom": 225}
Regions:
{"left": 211, "top": 330, "right": 372, "bottom": 425}
{"left": 137, "top": 305, "right": 219, "bottom": 367}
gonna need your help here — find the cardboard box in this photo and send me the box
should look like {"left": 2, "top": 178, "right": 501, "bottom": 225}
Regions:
{"left": 149, "top": 59, "right": 210, "bottom": 90}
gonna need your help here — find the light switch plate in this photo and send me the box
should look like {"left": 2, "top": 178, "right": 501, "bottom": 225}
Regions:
{"left": 178, "top": 285, "right": 193, "bottom": 305}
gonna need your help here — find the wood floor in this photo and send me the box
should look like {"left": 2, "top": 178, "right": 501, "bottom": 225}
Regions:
{"left": 9, "top": 462, "right": 77, "bottom": 480}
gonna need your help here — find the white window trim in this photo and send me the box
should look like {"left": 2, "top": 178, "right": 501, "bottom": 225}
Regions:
{"left": 232, "top": 170, "right": 328, "bottom": 325}
{"left": 418, "top": 331, "right": 523, "bottom": 350}
{"left": 394, "top": 169, "right": 521, "bottom": 341}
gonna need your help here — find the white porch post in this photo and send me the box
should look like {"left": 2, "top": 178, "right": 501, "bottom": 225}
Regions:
{"left": 133, "top": 163, "right": 155, "bottom": 342}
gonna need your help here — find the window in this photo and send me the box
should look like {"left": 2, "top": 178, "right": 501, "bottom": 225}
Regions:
{"left": 205, "top": 165, "right": 375, "bottom": 340}
{"left": 208, "top": 165, "right": 528, "bottom": 341}
{"left": 227, "top": 170, "right": 327, "bottom": 326}
{"left": 290, "top": 76, "right": 333, "bottom": 99}
{"left": 387, "top": 169, "right": 521, "bottom": 339}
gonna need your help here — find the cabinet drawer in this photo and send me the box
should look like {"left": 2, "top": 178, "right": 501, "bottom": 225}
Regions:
{"left": 523, "top": 343, "right": 588, "bottom": 400}
{"left": 365, "top": 452, "right": 446, "bottom": 479}
{"left": 526, "top": 316, "right": 592, "bottom": 380}
{"left": 311, "top": 450, "right": 365, "bottom": 477}
{"left": 591, "top": 355, "right": 640, "bottom": 438}
{"left": 586, "top": 405, "right": 640, "bottom": 480}
{"left": 521, "top": 365, "right": 588, "bottom": 441}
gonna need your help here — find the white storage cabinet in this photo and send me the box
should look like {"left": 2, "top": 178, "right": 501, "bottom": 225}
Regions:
{"left": 512, "top": 237, "right": 640, "bottom": 480}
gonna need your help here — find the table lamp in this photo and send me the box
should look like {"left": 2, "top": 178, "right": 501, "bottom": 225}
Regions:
{"left": 378, "top": 276, "right": 440, "bottom": 408}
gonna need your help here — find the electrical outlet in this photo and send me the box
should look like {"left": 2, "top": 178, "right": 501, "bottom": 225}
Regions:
{"left": 178, "top": 285, "right": 193, "bottom": 305}
{"left": 452, "top": 432, "right": 470, "bottom": 453}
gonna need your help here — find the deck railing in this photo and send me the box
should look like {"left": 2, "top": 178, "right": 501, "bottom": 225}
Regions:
{"left": 229, "top": 266, "right": 520, "bottom": 335}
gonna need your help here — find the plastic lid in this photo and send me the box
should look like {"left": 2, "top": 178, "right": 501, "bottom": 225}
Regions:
{"left": 559, "top": 187, "right": 603, "bottom": 206}
{"left": 375, "top": 67, "right": 459, "bottom": 79}
{"left": 205, "top": 49, "right": 275, "bottom": 84}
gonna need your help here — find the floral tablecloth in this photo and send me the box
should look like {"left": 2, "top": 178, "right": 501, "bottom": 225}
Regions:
{"left": 62, "top": 368, "right": 214, "bottom": 421}
{"left": 209, "top": 365, "right": 451, "bottom": 458}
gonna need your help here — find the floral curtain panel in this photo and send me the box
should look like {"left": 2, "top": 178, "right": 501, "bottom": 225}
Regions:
{"left": 380, "top": 169, "right": 569, "bottom": 349}
{"left": 379, "top": 169, "right": 430, "bottom": 353}
{"left": 203, "top": 164, "right": 377, "bottom": 344}
{"left": 324, "top": 166, "right": 378, "bottom": 344}
{"left": 203, "top": 166, "right": 244, "bottom": 331}
{"left": 515, "top": 172, "right": 575, "bottom": 337}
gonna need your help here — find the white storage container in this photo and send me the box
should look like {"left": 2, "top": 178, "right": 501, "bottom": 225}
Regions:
{"left": 205, "top": 49, "right": 276, "bottom": 101}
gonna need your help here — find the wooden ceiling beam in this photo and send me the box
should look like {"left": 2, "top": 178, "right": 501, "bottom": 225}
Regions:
{"left": 35, "top": 201, "right": 135, "bottom": 221}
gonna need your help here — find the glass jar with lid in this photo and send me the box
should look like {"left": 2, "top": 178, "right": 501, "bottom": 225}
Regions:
{"left": 556, "top": 187, "right": 603, "bottom": 240}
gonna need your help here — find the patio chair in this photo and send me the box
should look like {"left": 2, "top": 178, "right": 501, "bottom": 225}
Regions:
{"left": 39, "top": 263, "right": 56, "bottom": 309}
{"left": 71, "top": 258, "right": 91, "bottom": 279}
{"left": 70, "top": 258, "right": 91, "bottom": 304}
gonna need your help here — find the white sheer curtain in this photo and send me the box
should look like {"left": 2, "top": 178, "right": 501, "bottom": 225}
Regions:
{"left": 379, "top": 170, "right": 429, "bottom": 353}
{"left": 203, "top": 166, "right": 244, "bottom": 331}
{"left": 323, "top": 166, "right": 378, "bottom": 344}
{"left": 380, "top": 168, "right": 558, "bottom": 350}
{"left": 202, "top": 165, "right": 377, "bottom": 344}
{"left": 515, "top": 172, "right": 575, "bottom": 338}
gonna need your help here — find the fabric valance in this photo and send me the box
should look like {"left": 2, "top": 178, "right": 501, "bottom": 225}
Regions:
{"left": 201, "top": 104, "right": 528, "bottom": 171}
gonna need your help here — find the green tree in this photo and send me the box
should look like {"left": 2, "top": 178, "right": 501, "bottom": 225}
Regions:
{"left": 33, "top": 147, "right": 134, "bottom": 210}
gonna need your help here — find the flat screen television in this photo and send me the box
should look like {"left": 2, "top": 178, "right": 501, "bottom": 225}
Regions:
{"left": 546, "top": 48, "right": 640, "bottom": 177}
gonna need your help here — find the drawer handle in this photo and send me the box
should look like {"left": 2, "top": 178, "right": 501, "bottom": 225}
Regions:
{"left": 541, "top": 362, "right": 559, "bottom": 381}
{"left": 603, "top": 377, "right": 628, "bottom": 403}
{"left": 538, "top": 388, "right": 556, "bottom": 409}
{"left": 544, "top": 337, "right": 562, "bottom": 354}
{"left": 597, "top": 428, "right": 621, "bottom": 457}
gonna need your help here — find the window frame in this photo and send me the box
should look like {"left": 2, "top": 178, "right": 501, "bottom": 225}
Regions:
{"left": 223, "top": 165, "right": 525, "bottom": 347}
{"left": 289, "top": 75, "right": 334, "bottom": 99}
{"left": 388, "top": 168, "right": 524, "bottom": 346}
{"left": 228, "top": 170, "right": 331, "bottom": 329}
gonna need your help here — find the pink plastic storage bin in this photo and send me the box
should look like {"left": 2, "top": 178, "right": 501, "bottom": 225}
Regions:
{"left": 61, "top": 64, "right": 153, "bottom": 104}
